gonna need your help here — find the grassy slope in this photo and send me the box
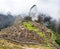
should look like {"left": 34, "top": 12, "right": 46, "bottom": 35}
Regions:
{"left": 23, "top": 22, "right": 56, "bottom": 49}
{"left": 0, "top": 38, "right": 55, "bottom": 49}
{"left": 0, "top": 38, "right": 24, "bottom": 49}
{"left": 0, "top": 22, "right": 57, "bottom": 49}
{"left": 23, "top": 22, "right": 45, "bottom": 37}
{"left": 55, "top": 33, "right": 60, "bottom": 45}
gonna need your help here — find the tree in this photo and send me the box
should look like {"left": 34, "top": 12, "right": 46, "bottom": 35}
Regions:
{"left": 37, "top": 14, "right": 44, "bottom": 23}
{"left": 58, "top": 19, "right": 60, "bottom": 34}
{"left": 44, "top": 16, "right": 51, "bottom": 23}
{"left": 24, "top": 16, "right": 32, "bottom": 22}
{"left": 47, "top": 20, "right": 56, "bottom": 32}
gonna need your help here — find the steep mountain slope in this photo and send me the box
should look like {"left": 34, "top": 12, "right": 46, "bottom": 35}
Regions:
{"left": 0, "top": 14, "right": 15, "bottom": 30}
{"left": 0, "top": 21, "right": 60, "bottom": 49}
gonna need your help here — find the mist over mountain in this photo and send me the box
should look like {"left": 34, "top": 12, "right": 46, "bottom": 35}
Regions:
{"left": 0, "top": 0, "right": 59, "bottom": 20}
{"left": 0, "top": 14, "right": 15, "bottom": 30}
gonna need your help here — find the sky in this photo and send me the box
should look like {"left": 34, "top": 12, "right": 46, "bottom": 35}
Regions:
{"left": 0, "top": 0, "right": 59, "bottom": 20}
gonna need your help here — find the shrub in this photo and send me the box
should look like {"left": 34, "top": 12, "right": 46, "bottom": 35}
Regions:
{"left": 24, "top": 16, "right": 32, "bottom": 22}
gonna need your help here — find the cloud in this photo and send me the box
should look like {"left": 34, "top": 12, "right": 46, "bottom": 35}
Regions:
{"left": 37, "top": 0, "right": 59, "bottom": 20}
{"left": 0, "top": 0, "right": 59, "bottom": 20}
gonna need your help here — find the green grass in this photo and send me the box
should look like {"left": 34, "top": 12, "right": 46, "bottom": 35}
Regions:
{"left": 0, "top": 39, "right": 24, "bottom": 49}
{"left": 55, "top": 34, "right": 60, "bottom": 45}
{"left": 0, "top": 38, "right": 55, "bottom": 49}
{"left": 0, "top": 45, "right": 23, "bottom": 49}
{"left": 0, "top": 32, "right": 3, "bottom": 35}
{"left": 23, "top": 22, "right": 45, "bottom": 37}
